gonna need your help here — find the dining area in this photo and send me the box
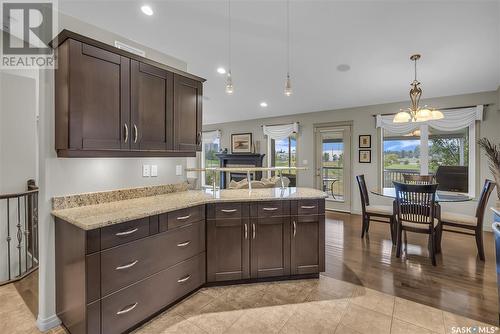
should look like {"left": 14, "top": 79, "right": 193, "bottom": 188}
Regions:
{"left": 356, "top": 174, "right": 496, "bottom": 266}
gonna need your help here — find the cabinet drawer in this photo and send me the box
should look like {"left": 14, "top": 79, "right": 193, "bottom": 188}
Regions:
{"left": 297, "top": 200, "right": 319, "bottom": 215}
{"left": 161, "top": 205, "right": 204, "bottom": 231}
{"left": 215, "top": 203, "right": 242, "bottom": 219}
{"left": 256, "top": 201, "right": 286, "bottom": 217}
{"left": 101, "top": 253, "right": 205, "bottom": 334}
{"left": 101, "top": 221, "right": 205, "bottom": 296}
{"left": 101, "top": 218, "right": 151, "bottom": 250}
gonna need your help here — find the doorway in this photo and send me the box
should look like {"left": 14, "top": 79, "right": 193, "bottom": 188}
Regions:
{"left": 315, "top": 125, "right": 351, "bottom": 212}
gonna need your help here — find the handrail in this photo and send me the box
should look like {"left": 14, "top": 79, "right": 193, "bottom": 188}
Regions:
{"left": 0, "top": 188, "right": 39, "bottom": 200}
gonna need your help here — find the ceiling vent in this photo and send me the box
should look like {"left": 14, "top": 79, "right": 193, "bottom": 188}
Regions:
{"left": 114, "top": 41, "right": 146, "bottom": 57}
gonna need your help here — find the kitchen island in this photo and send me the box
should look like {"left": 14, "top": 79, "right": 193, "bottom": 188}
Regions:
{"left": 52, "top": 186, "right": 327, "bottom": 334}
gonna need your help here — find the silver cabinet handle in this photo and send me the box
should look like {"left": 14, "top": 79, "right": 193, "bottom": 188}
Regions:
{"left": 252, "top": 223, "right": 256, "bottom": 239}
{"left": 117, "top": 302, "right": 138, "bottom": 315}
{"left": 177, "top": 215, "right": 191, "bottom": 221}
{"left": 177, "top": 241, "right": 190, "bottom": 247}
{"left": 221, "top": 209, "right": 237, "bottom": 213}
{"left": 263, "top": 207, "right": 278, "bottom": 211}
{"left": 124, "top": 123, "right": 129, "bottom": 143}
{"left": 301, "top": 205, "right": 316, "bottom": 209}
{"left": 115, "top": 227, "right": 138, "bottom": 236}
{"left": 133, "top": 124, "right": 138, "bottom": 143}
{"left": 116, "top": 260, "right": 138, "bottom": 271}
{"left": 177, "top": 275, "right": 191, "bottom": 283}
{"left": 244, "top": 223, "right": 248, "bottom": 239}
{"left": 293, "top": 221, "right": 297, "bottom": 237}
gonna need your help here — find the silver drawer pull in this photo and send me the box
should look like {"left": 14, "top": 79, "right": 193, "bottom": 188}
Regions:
{"left": 177, "top": 275, "right": 191, "bottom": 283}
{"left": 177, "top": 241, "right": 191, "bottom": 247}
{"left": 116, "top": 260, "right": 139, "bottom": 271}
{"left": 301, "top": 205, "right": 316, "bottom": 209}
{"left": 117, "top": 302, "right": 138, "bottom": 315}
{"left": 177, "top": 215, "right": 191, "bottom": 220}
{"left": 115, "top": 228, "right": 138, "bottom": 236}
{"left": 221, "top": 209, "right": 237, "bottom": 213}
{"left": 263, "top": 207, "right": 278, "bottom": 211}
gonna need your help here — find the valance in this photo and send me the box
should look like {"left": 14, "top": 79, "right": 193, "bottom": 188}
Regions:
{"left": 202, "top": 130, "right": 221, "bottom": 142}
{"left": 376, "top": 106, "right": 483, "bottom": 135}
{"left": 263, "top": 122, "right": 299, "bottom": 140}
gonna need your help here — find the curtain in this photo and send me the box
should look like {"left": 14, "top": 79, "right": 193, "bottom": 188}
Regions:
{"left": 376, "top": 106, "right": 483, "bottom": 134}
{"left": 202, "top": 130, "right": 221, "bottom": 142}
{"left": 263, "top": 122, "right": 299, "bottom": 140}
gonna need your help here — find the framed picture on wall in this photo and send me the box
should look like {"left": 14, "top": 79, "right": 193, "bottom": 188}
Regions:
{"left": 359, "top": 135, "right": 371, "bottom": 148}
{"left": 231, "top": 133, "right": 253, "bottom": 153}
{"left": 359, "top": 150, "right": 371, "bottom": 163}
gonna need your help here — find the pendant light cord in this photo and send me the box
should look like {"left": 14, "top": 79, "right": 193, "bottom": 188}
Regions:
{"left": 228, "top": 0, "right": 232, "bottom": 71}
{"left": 286, "top": 0, "right": 290, "bottom": 76}
{"left": 414, "top": 57, "right": 417, "bottom": 82}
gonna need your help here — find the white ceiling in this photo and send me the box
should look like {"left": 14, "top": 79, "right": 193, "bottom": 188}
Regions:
{"left": 59, "top": 0, "right": 500, "bottom": 124}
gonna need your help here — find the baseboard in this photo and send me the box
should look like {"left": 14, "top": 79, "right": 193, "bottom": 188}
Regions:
{"left": 36, "top": 314, "right": 61, "bottom": 332}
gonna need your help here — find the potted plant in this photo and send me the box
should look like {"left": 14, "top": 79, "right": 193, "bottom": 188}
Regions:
{"left": 478, "top": 138, "right": 500, "bottom": 199}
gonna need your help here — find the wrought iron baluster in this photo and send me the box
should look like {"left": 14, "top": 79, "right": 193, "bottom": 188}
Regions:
{"left": 24, "top": 195, "right": 29, "bottom": 272}
{"left": 6, "top": 199, "right": 11, "bottom": 281}
{"left": 17, "top": 197, "right": 22, "bottom": 277}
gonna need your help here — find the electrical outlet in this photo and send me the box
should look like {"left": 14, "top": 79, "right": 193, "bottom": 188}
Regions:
{"left": 175, "top": 165, "right": 183, "bottom": 176}
{"left": 142, "top": 164, "right": 151, "bottom": 177}
{"left": 151, "top": 165, "right": 158, "bottom": 177}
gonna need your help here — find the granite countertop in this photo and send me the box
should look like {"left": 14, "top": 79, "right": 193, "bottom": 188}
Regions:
{"left": 52, "top": 187, "right": 328, "bottom": 230}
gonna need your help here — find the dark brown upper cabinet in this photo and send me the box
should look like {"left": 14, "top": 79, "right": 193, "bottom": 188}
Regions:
{"left": 174, "top": 74, "right": 203, "bottom": 152}
{"left": 53, "top": 30, "right": 205, "bottom": 158}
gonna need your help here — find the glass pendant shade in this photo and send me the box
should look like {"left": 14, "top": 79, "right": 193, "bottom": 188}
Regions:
{"left": 393, "top": 111, "right": 411, "bottom": 123}
{"left": 284, "top": 74, "right": 292, "bottom": 96}
{"left": 415, "top": 108, "right": 432, "bottom": 122}
{"left": 225, "top": 71, "right": 234, "bottom": 95}
{"left": 431, "top": 109, "right": 444, "bottom": 120}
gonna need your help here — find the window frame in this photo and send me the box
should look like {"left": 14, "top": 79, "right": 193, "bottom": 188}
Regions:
{"left": 266, "top": 133, "right": 298, "bottom": 183}
{"left": 201, "top": 133, "right": 221, "bottom": 189}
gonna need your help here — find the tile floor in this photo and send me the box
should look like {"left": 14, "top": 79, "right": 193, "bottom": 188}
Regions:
{"left": 1, "top": 275, "right": 497, "bottom": 334}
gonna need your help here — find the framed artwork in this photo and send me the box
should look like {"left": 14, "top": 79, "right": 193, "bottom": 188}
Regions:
{"left": 231, "top": 133, "right": 253, "bottom": 153}
{"left": 359, "top": 135, "right": 371, "bottom": 148}
{"left": 359, "top": 150, "right": 371, "bottom": 163}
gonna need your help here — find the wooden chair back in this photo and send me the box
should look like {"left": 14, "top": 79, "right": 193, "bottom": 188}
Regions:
{"left": 356, "top": 175, "right": 370, "bottom": 212}
{"left": 394, "top": 181, "right": 438, "bottom": 228}
{"left": 403, "top": 174, "right": 435, "bottom": 184}
{"left": 475, "top": 179, "right": 496, "bottom": 228}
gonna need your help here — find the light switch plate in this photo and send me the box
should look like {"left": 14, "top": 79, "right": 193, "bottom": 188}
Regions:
{"left": 175, "top": 165, "right": 183, "bottom": 176}
{"left": 151, "top": 165, "right": 158, "bottom": 177}
{"left": 142, "top": 164, "right": 151, "bottom": 177}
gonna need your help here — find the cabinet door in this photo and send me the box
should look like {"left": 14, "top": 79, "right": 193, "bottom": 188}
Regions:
{"left": 206, "top": 204, "right": 250, "bottom": 282}
{"left": 69, "top": 40, "right": 130, "bottom": 150}
{"left": 250, "top": 216, "right": 291, "bottom": 278}
{"left": 173, "top": 74, "right": 202, "bottom": 152}
{"left": 131, "top": 61, "right": 173, "bottom": 151}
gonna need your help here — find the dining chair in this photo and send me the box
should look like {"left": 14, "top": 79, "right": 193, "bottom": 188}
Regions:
{"left": 403, "top": 174, "right": 435, "bottom": 184}
{"left": 394, "top": 181, "right": 439, "bottom": 265}
{"left": 356, "top": 175, "right": 395, "bottom": 244}
{"left": 437, "top": 179, "right": 496, "bottom": 261}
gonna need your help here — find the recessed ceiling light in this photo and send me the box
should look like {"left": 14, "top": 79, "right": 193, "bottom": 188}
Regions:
{"left": 336, "top": 64, "right": 351, "bottom": 72}
{"left": 217, "top": 67, "right": 226, "bottom": 74}
{"left": 141, "top": 5, "right": 154, "bottom": 16}
{"left": 260, "top": 102, "right": 268, "bottom": 108}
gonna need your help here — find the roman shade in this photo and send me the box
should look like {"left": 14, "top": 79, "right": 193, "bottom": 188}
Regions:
{"left": 263, "top": 122, "right": 299, "bottom": 140}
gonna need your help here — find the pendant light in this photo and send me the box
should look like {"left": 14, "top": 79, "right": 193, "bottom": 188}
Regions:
{"left": 393, "top": 54, "right": 444, "bottom": 123}
{"left": 225, "top": 0, "right": 234, "bottom": 95}
{"left": 284, "top": 0, "right": 292, "bottom": 96}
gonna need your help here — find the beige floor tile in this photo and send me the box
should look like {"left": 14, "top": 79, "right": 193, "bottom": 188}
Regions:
{"left": 225, "top": 314, "right": 278, "bottom": 334}
{"left": 245, "top": 304, "right": 298, "bottom": 332}
{"left": 169, "top": 291, "right": 215, "bottom": 317}
{"left": 443, "top": 312, "right": 499, "bottom": 334}
{"left": 350, "top": 286, "right": 395, "bottom": 316}
{"left": 394, "top": 297, "right": 445, "bottom": 334}
{"left": 187, "top": 310, "right": 244, "bottom": 334}
{"left": 160, "top": 319, "right": 207, "bottom": 334}
{"left": 134, "top": 314, "right": 186, "bottom": 334}
{"left": 334, "top": 323, "right": 362, "bottom": 334}
{"left": 306, "top": 276, "right": 357, "bottom": 299}
{"left": 391, "top": 318, "right": 438, "bottom": 334}
{"left": 340, "top": 304, "right": 392, "bottom": 334}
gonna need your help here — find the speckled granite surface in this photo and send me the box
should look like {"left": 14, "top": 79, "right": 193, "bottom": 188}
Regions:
{"left": 52, "top": 187, "right": 327, "bottom": 230}
{"left": 52, "top": 183, "right": 189, "bottom": 210}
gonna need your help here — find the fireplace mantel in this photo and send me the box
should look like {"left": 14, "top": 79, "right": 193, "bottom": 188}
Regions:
{"left": 216, "top": 153, "right": 266, "bottom": 189}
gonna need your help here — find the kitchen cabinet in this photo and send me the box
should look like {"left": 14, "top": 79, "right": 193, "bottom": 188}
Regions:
{"left": 53, "top": 30, "right": 205, "bottom": 158}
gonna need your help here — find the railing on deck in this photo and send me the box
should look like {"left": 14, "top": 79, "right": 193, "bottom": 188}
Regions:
{"left": 383, "top": 169, "right": 432, "bottom": 187}
{"left": 322, "top": 166, "right": 343, "bottom": 198}
{"left": 0, "top": 180, "right": 39, "bottom": 285}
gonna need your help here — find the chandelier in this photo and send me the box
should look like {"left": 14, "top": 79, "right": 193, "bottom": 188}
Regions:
{"left": 393, "top": 54, "right": 444, "bottom": 123}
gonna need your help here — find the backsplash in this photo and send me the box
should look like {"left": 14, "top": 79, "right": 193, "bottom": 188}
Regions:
{"left": 52, "top": 182, "right": 189, "bottom": 210}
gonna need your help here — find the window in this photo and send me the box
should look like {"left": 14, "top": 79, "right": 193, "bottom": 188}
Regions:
{"left": 201, "top": 131, "right": 221, "bottom": 188}
{"left": 383, "top": 130, "right": 421, "bottom": 187}
{"left": 269, "top": 134, "right": 297, "bottom": 186}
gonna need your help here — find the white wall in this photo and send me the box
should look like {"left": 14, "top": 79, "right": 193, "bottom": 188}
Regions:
{"left": 204, "top": 90, "right": 500, "bottom": 228}
{"left": 34, "top": 14, "right": 192, "bottom": 330}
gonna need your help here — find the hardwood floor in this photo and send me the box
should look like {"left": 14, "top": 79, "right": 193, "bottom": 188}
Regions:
{"left": 323, "top": 211, "right": 498, "bottom": 325}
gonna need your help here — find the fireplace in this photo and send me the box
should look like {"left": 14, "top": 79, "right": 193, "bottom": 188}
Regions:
{"left": 216, "top": 153, "right": 266, "bottom": 189}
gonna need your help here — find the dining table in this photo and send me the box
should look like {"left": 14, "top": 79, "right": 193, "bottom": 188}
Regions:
{"left": 370, "top": 187, "right": 474, "bottom": 203}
